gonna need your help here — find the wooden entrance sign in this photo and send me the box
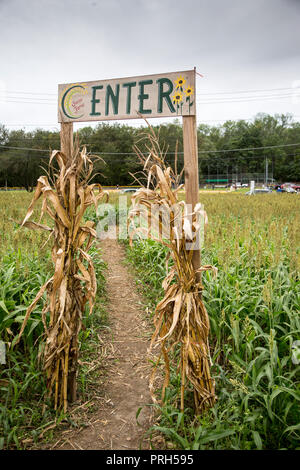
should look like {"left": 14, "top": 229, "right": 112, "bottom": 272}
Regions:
{"left": 58, "top": 68, "right": 200, "bottom": 271}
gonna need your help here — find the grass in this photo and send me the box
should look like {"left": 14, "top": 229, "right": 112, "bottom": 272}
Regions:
{"left": 124, "top": 192, "right": 300, "bottom": 449}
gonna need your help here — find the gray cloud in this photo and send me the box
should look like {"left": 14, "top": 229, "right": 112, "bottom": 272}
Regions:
{"left": 0, "top": 0, "right": 299, "bottom": 128}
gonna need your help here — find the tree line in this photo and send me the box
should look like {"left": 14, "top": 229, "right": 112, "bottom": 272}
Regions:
{"left": 0, "top": 113, "right": 299, "bottom": 189}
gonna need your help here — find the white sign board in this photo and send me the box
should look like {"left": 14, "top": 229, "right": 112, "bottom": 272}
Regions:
{"left": 58, "top": 70, "right": 196, "bottom": 123}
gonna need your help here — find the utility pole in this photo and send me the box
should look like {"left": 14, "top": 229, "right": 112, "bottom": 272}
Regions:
{"left": 265, "top": 157, "right": 269, "bottom": 186}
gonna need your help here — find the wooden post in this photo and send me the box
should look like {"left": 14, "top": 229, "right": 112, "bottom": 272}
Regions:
{"left": 182, "top": 114, "right": 201, "bottom": 281}
{"left": 60, "top": 122, "right": 76, "bottom": 402}
{"left": 60, "top": 122, "right": 73, "bottom": 163}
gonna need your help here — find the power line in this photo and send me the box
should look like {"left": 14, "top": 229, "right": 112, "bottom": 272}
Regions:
{"left": 3, "top": 124, "right": 59, "bottom": 127}
{"left": 0, "top": 97, "right": 56, "bottom": 102}
{"left": 197, "top": 142, "right": 300, "bottom": 154}
{"left": 0, "top": 99, "right": 56, "bottom": 105}
{"left": 0, "top": 87, "right": 298, "bottom": 106}
{"left": 0, "top": 93, "right": 56, "bottom": 101}
{"left": 2, "top": 91, "right": 295, "bottom": 103}
{"left": 1, "top": 142, "right": 300, "bottom": 155}
{"left": 3, "top": 115, "right": 300, "bottom": 128}
{"left": 65, "top": 142, "right": 300, "bottom": 154}
{"left": 0, "top": 90, "right": 56, "bottom": 96}
{"left": 197, "top": 94, "right": 297, "bottom": 105}
{"left": 201, "top": 115, "right": 300, "bottom": 122}
{"left": 197, "top": 152, "right": 300, "bottom": 163}
{"left": 1, "top": 148, "right": 299, "bottom": 168}
{"left": 0, "top": 93, "right": 295, "bottom": 106}
{"left": 198, "top": 91, "right": 296, "bottom": 100}
{"left": 0, "top": 145, "right": 50, "bottom": 153}
{"left": 197, "top": 86, "right": 298, "bottom": 96}
{"left": 1, "top": 85, "right": 297, "bottom": 98}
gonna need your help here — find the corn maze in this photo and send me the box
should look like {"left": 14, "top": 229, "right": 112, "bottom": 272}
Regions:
{"left": 0, "top": 136, "right": 299, "bottom": 449}
{"left": 0, "top": 68, "right": 299, "bottom": 450}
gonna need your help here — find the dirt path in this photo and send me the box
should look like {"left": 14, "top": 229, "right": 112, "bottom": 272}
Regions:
{"left": 57, "top": 239, "right": 154, "bottom": 450}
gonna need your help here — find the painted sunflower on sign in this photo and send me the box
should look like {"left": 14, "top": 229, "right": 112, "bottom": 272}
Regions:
{"left": 172, "top": 91, "right": 183, "bottom": 114}
{"left": 172, "top": 92, "right": 183, "bottom": 104}
{"left": 184, "top": 85, "right": 194, "bottom": 114}
{"left": 174, "top": 76, "right": 186, "bottom": 91}
{"left": 184, "top": 86, "right": 194, "bottom": 97}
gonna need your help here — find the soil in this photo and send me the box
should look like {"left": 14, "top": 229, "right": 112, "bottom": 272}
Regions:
{"left": 53, "top": 239, "right": 155, "bottom": 450}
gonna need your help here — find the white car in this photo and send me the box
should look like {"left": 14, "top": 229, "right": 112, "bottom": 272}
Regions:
{"left": 121, "top": 188, "right": 137, "bottom": 193}
{"left": 285, "top": 187, "right": 297, "bottom": 193}
{"left": 245, "top": 188, "right": 272, "bottom": 195}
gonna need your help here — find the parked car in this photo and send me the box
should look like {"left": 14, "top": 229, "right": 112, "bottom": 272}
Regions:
{"left": 281, "top": 183, "right": 300, "bottom": 192}
{"left": 245, "top": 188, "right": 273, "bottom": 195}
{"left": 284, "top": 187, "right": 297, "bottom": 193}
{"left": 121, "top": 188, "right": 138, "bottom": 193}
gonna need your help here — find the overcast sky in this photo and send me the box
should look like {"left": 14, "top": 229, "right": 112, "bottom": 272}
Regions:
{"left": 1, "top": 0, "right": 300, "bottom": 132}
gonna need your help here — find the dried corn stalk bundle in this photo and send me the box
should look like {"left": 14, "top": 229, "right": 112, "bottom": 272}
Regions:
{"left": 128, "top": 126, "right": 217, "bottom": 413}
{"left": 17, "top": 145, "right": 108, "bottom": 412}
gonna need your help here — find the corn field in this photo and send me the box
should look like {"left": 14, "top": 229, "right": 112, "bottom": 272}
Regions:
{"left": 0, "top": 183, "right": 299, "bottom": 448}
{"left": 125, "top": 192, "right": 300, "bottom": 449}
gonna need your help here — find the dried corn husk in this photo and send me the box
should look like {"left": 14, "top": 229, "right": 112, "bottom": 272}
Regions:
{"left": 128, "top": 124, "right": 216, "bottom": 413}
{"left": 17, "top": 144, "right": 108, "bottom": 412}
